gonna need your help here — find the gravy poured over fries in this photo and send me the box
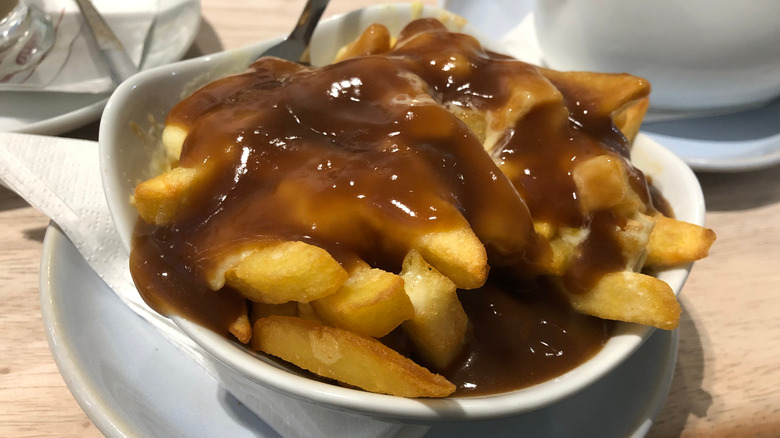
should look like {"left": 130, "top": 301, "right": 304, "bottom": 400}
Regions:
{"left": 129, "top": 19, "right": 715, "bottom": 398}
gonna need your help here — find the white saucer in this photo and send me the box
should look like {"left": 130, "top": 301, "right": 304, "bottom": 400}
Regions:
{"left": 0, "top": 0, "right": 201, "bottom": 135}
{"left": 41, "top": 222, "right": 677, "bottom": 437}
{"left": 641, "top": 98, "right": 780, "bottom": 172}
{"left": 443, "top": 0, "right": 780, "bottom": 172}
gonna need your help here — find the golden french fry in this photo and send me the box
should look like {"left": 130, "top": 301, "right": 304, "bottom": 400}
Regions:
{"left": 572, "top": 154, "right": 646, "bottom": 215}
{"left": 224, "top": 241, "right": 348, "bottom": 304}
{"left": 535, "top": 222, "right": 589, "bottom": 276}
{"left": 334, "top": 23, "right": 393, "bottom": 62}
{"left": 400, "top": 250, "right": 470, "bottom": 369}
{"left": 539, "top": 68, "right": 651, "bottom": 120}
{"left": 133, "top": 166, "right": 205, "bottom": 225}
{"left": 539, "top": 68, "right": 650, "bottom": 146}
{"left": 229, "top": 311, "right": 252, "bottom": 344}
{"left": 482, "top": 69, "right": 562, "bottom": 155}
{"left": 613, "top": 96, "right": 649, "bottom": 143}
{"left": 614, "top": 213, "right": 655, "bottom": 271}
{"left": 559, "top": 271, "right": 681, "bottom": 330}
{"left": 312, "top": 266, "right": 414, "bottom": 338}
{"left": 413, "top": 226, "right": 488, "bottom": 290}
{"left": 252, "top": 316, "right": 455, "bottom": 397}
{"left": 161, "top": 123, "right": 188, "bottom": 164}
{"left": 645, "top": 215, "right": 716, "bottom": 267}
{"left": 449, "top": 107, "right": 487, "bottom": 145}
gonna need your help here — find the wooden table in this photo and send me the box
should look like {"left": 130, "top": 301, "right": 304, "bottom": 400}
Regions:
{"left": 1, "top": 1, "right": 778, "bottom": 436}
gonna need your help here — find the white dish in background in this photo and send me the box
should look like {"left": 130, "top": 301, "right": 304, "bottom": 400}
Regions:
{"left": 440, "top": 0, "right": 534, "bottom": 40}
{"left": 641, "top": 98, "right": 780, "bottom": 172}
{"left": 41, "top": 222, "right": 677, "bottom": 437}
{"left": 100, "top": 2, "right": 702, "bottom": 421}
{"left": 443, "top": 2, "right": 780, "bottom": 172}
{"left": 0, "top": 0, "right": 201, "bottom": 135}
{"left": 532, "top": 0, "right": 780, "bottom": 111}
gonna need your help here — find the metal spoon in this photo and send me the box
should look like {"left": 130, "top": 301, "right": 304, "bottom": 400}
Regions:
{"left": 74, "top": 0, "right": 139, "bottom": 85}
{"left": 257, "top": 0, "right": 330, "bottom": 64}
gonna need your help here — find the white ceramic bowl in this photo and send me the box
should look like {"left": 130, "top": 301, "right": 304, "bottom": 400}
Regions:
{"left": 534, "top": 0, "right": 780, "bottom": 112}
{"left": 100, "top": 3, "right": 704, "bottom": 422}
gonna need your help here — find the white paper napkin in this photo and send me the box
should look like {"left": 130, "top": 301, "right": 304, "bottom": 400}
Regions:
{"left": 0, "top": 132, "right": 430, "bottom": 437}
{"left": 0, "top": 0, "right": 156, "bottom": 93}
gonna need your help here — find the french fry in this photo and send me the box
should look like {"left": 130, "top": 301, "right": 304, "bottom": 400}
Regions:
{"left": 161, "top": 123, "right": 188, "bottom": 164}
{"left": 224, "top": 241, "right": 349, "bottom": 304}
{"left": 482, "top": 69, "right": 562, "bottom": 155}
{"left": 400, "top": 250, "right": 470, "bottom": 369}
{"left": 613, "top": 96, "right": 649, "bottom": 144}
{"left": 413, "top": 226, "right": 488, "bottom": 290}
{"left": 252, "top": 316, "right": 455, "bottom": 397}
{"left": 229, "top": 311, "right": 252, "bottom": 344}
{"left": 334, "top": 23, "right": 393, "bottom": 62}
{"left": 133, "top": 166, "right": 205, "bottom": 225}
{"left": 539, "top": 68, "right": 651, "bottom": 121}
{"left": 312, "top": 266, "right": 414, "bottom": 338}
{"left": 614, "top": 213, "right": 655, "bottom": 271}
{"left": 572, "top": 154, "right": 646, "bottom": 215}
{"left": 645, "top": 214, "right": 716, "bottom": 267}
{"left": 535, "top": 222, "right": 589, "bottom": 276}
{"left": 559, "top": 271, "right": 681, "bottom": 330}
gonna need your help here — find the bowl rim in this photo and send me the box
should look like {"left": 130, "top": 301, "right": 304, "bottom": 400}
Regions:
{"left": 99, "top": 2, "right": 704, "bottom": 422}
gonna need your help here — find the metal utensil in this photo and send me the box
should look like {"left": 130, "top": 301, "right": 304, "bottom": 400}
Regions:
{"left": 257, "top": 0, "right": 329, "bottom": 64}
{"left": 74, "top": 0, "right": 139, "bottom": 85}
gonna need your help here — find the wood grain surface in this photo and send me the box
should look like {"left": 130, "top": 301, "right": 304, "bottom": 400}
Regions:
{"left": 1, "top": 1, "right": 778, "bottom": 436}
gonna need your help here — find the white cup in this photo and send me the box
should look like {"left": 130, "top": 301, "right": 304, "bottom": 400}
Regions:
{"left": 533, "top": 0, "right": 780, "bottom": 112}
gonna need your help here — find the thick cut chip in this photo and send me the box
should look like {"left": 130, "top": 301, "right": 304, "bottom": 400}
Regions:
{"left": 161, "top": 123, "right": 188, "bottom": 164}
{"left": 400, "top": 250, "right": 470, "bottom": 369}
{"left": 133, "top": 166, "right": 205, "bottom": 225}
{"left": 252, "top": 316, "right": 455, "bottom": 397}
{"left": 539, "top": 68, "right": 650, "bottom": 142}
{"left": 224, "top": 241, "right": 348, "bottom": 304}
{"left": 535, "top": 222, "right": 589, "bottom": 276}
{"left": 413, "top": 226, "right": 488, "bottom": 290}
{"left": 613, "top": 97, "right": 649, "bottom": 144}
{"left": 572, "top": 155, "right": 646, "bottom": 215}
{"left": 334, "top": 23, "right": 393, "bottom": 62}
{"left": 559, "top": 271, "right": 681, "bottom": 330}
{"left": 645, "top": 215, "right": 716, "bottom": 267}
{"left": 614, "top": 213, "right": 655, "bottom": 271}
{"left": 312, "top": 266, "right": 414, "bottom": 338}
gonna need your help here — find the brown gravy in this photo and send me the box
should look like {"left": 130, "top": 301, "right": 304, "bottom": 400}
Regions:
{"left": 130, "top": 18, "right": 658, "bottom": 395}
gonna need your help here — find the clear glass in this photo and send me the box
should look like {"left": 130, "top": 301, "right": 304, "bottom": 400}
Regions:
{"left": 0, "top": 0, "right": 55, "bottom": 79}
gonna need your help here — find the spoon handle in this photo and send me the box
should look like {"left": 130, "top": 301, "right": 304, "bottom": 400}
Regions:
{"left": 257, "top": 0, "right": 330, "bottom": 64}
{"left": 74, "top": 0, "right": 139, "bottom": 85}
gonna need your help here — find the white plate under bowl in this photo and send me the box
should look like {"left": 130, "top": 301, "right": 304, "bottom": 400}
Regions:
{"left": 41, "top": 222, "right": 677, "bottom": 437}
{"left": 99, "top": 2, "right": 703, "bottom": 422}
{"left": 0, "top": 0, "right": 201, "bottom": 135}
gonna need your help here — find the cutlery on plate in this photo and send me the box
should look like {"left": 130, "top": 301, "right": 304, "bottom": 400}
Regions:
{"left": 74, "top": 0, "right": 139, "bottom": 85}
{"left": 257, "top": 0, "right": 329, "bottom": 64}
